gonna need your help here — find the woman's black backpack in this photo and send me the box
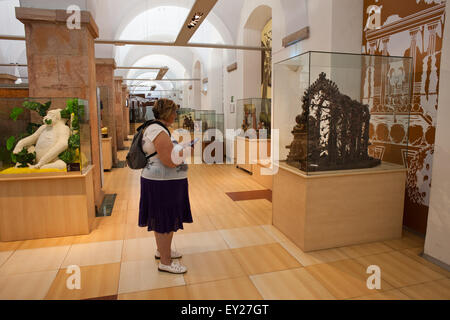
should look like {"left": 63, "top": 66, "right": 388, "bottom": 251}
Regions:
{"left": 126, "top": 120, "right": 170, "bottom": 169}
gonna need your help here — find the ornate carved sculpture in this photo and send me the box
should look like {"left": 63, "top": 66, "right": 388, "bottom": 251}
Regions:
{"left": 286, "top": 72, "right": 380, "bottom": 171}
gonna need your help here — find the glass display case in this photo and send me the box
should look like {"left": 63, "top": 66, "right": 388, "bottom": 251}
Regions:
{"left": 215, "top": 113, "right": 224, "bottom": 142}
{"left": 236, "top": 98, "right": 271, "bottom": 138}
{"left": 0, "top": 97, "right": 92, "bottom": 175}
{"left": 97, "top": 86, "right": 113, "bottom": 138}
{"left": 273, "top": 51, "right": 413, "bottom": 174}
{"left": 129, "top": 98, "right": 155, "bottom": 124}
{"left": 194, "top": 110, "right": 216, "bottom": 140}
{"left": 175, "top": 108, "right": 195, "bottom": 131}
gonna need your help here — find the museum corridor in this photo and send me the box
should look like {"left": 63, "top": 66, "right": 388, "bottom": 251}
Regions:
{"left": 0, "top": 143, "right": 448, "bottom": 300}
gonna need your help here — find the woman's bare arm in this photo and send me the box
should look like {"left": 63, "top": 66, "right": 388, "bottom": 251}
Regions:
{"left": 153, "top": 131, "right": 184, "bottom": 168}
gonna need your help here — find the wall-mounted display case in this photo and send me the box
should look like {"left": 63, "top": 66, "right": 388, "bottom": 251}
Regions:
{"left": 273, "top": 51, "right": 413, "bottom": 174}
{"left": 236, "top": 98, "right": 271, "bottom": 138}
{"left": 0, "top": 97, "right": 92, "bottom": 175}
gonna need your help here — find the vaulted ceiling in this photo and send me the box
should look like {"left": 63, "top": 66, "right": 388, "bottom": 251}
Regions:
{"left": 0, "top": 0, "right": 247, "bottom": 92}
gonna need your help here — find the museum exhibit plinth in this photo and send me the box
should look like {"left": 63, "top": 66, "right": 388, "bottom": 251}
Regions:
{"left": 273, "top": 162, "right": 407, "bottom": 251}
{"left": 0, "top": 166, "right": 96, "bottom": 241}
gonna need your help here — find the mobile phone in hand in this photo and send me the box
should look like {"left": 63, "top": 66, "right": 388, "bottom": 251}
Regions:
{"left": 189, "top": 138, "right": 200, "bottom": 147}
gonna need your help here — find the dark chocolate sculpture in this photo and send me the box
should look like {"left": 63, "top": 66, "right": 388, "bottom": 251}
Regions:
{"left": 286, "top": 72, "right": 380, "bottom": 171}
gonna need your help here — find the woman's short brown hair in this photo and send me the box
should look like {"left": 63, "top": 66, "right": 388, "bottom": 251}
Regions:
{"left": 152, "top": 98, "right": 178, "bottom": 121}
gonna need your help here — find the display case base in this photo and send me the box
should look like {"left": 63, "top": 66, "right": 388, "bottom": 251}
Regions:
{"left": 102, "top": 137, "right": 113, "bottom": 171}
{"left": 0, "top": 166, "right": 96, "bottom": 241}
{"left": 273, "top": 161, "right": 407, "bottom": 252}
{"left": 252, "top": 163, "right": 273, "bottom": 190}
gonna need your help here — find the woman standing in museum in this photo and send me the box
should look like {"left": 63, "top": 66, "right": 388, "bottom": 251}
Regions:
{"left": 139, "top": 98, "right": 193, "bottom": 274}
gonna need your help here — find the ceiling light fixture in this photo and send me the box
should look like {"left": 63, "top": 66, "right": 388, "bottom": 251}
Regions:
{"left": 187, "top": 12, "right": 204, "bottom": 29}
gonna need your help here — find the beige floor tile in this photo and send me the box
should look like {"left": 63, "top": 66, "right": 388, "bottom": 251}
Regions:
{"left": 188, "top": 276, "right": 263, "bottom": 300}
{"left": 250, "top": 268, "right": 336, "bottom": 300}
{"left": 72, "top": 223, "right": 126, "bottom": 244}
{"left": 127, "top": 200, "right": 140, "bottom": 212}
{"left": 338, "top": 242, "right": 394, "bottom": 259}
{"left": 174, "top": 231, "right": 228, "bottom": 255}
{"left": 306, "top": 259, "right": 393, "bottom": 299}
{"left": 181, "top": 250, "right": 246, "bottom": 285}
{"left": 279, "top": 240, "right": 349, "bottom": 267}
{"left": 118, "top": 285, "right": 190, "bottom": 300}
{"left": 126, "top": 212, "right": 139, "bottom": 225}
{"left": 17, "top": 237, "right": 76, "bottom": 250}
{"left": 61, "top": 240, "right": 123, "bottom": 268}
{"left": 383, "top": 232, "right": 425, "bottom": 251}
{"left": 219, "top": 226, "right": 276, "bottom": 249}
{"left": 97, "top": 213, "right": 127, "bottom": 226}
{"left": 400, "top": 247, "right": 450, "bottom": 278}
{"left": 236, "top": 199, "right": 272, "bottom": 225}
{"left": 399, "top": 278, "right": 450, "bottom": 300}
{"left": 118, "top": 259, "right": 185, "bottom": 294}
{"left": 124, "top": 224, "right": 155, "bottom": 239}
{"left": 208, "top": 212, "right": 256, "bottom": 230}
{"left": 122, "top": 237, "right": 162, "bottom": 262}
{"left": 177, "top": 215, "right": 216, "bottom": 234}
{"left": 355, "top": 251, "right": 445, "bottom": 288}
{"left": 0, "top": 251, "right": 13, "bottom": 268}
{"left": 0, "top": 270, "right": 58, "bottom": 300}
{"left": 45, "top": 263, "right": 120, "bottom": 300}
{"left": 261, "top": 225, "right": 292, "bottom": 243}
{"left": 352, "top": 289, "right": 411, "bottom": 300}
{"left": 231, "top": 243, "right": 302, "bottom": 275}
{"left": 0, "top": 241, "right": 22, "bottom": 252}
{"left": 0, "top": 245, "right": 70, "bottom": 276}
{"left": 112, "top": 200, "right": 128, "bottom": 212}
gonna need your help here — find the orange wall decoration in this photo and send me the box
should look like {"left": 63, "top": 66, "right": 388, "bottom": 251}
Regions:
{"left": 362, "top": 0, "right": 446, "bottom": 234}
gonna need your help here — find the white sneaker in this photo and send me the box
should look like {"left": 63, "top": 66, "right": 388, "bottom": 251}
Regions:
{"left": 155, "top": 249, "right": 182, "bottom": 259}
{"left": 158, "top": 261, "right": 187, "bottom": 274}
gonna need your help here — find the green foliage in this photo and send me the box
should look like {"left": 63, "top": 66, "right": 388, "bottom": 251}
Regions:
{"left": 59, "top": 98, "right": 85, "bottom": 166}
{"left": 68, "top": 134, "right": 80, "bottom": 149}
{"left": 6, "top": 136, "right": 16, "bottom": 151}
{"left": 11, "top": 148, "right": 35, "bottom": 168}
{"left": 22, "top": 100, "right": 51, "bottom": 117}
{"left": 0, "top": 146, "right": 12, "bottom": 168}
{"left": 58, "top": 149, "right": 75, "bottom": 164}
{"left": 26, "top": 123, "right": 40, "bottom": 135}
{"left": 45, "top": 119, "right": 52, "bottom": 125}
{"left": 10, "top": 107, "right": 24, "bottom": 121}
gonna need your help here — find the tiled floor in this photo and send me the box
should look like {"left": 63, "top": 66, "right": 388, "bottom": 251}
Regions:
{"left": 0, "top": 146, "right": 449, "bottom": 300}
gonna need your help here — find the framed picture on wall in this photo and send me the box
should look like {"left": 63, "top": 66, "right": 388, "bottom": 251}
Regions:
{"left": 230, "top": 103, "right": 236, "bottom": 114}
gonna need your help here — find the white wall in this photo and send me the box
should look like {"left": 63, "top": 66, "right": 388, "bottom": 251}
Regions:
{"left": 424, "top": 2, "right": 450, "bottom": 267}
